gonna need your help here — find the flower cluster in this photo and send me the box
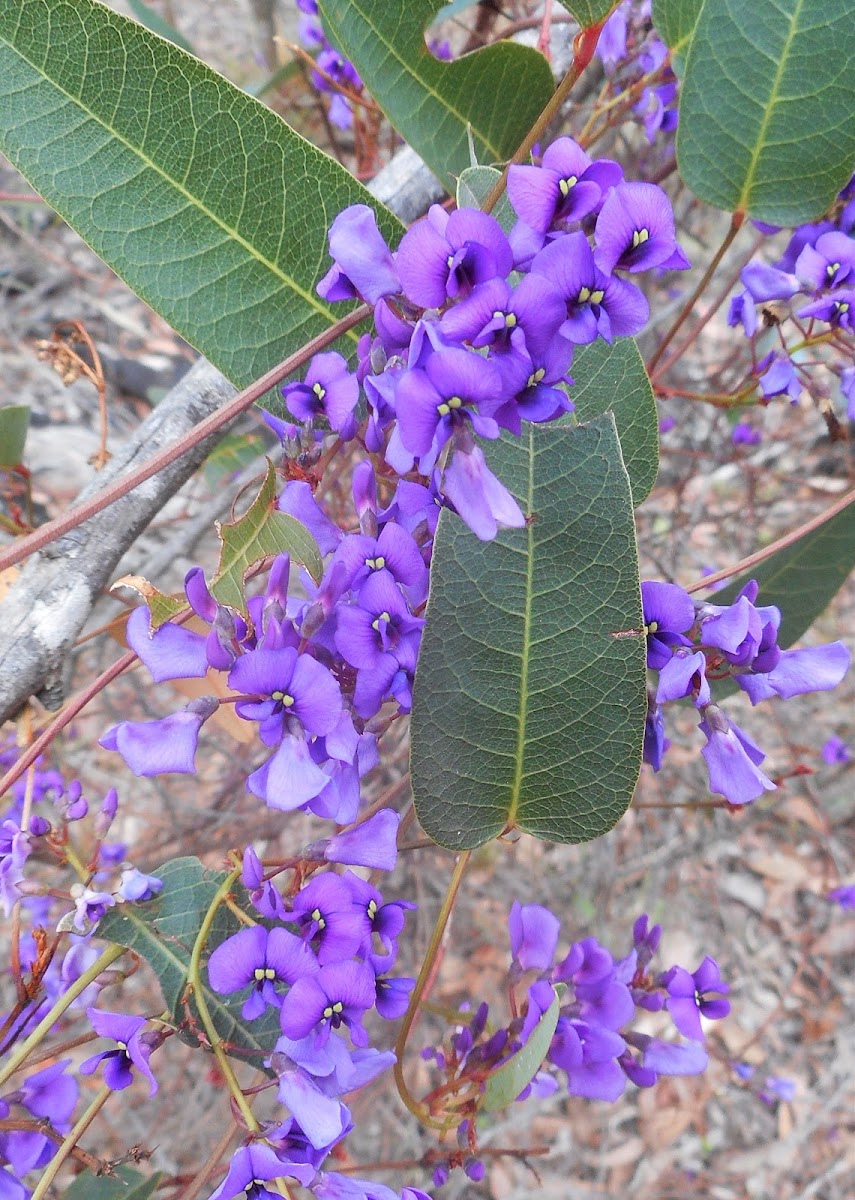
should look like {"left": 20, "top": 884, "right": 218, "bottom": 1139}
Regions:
{"left": 641, "top": 579, "right": 850, "bottom": 803}
{"left": 0, "top": 1061, "right": 78, "bottom": 1200}
{"left": 199, "top": 849, "right": 422, "bottom": 1200}
{"left": 420, "top": 904, "right": 728, "bottom": 1187}
{"left": 102, "top": 149, "right": 689, "bottom": 807}
{"left": 596, "top": 1, "right": 679, "bottom": 146}
{"left": 296, "top": 0, "right": 363, "bottom": 130}
{"left": 727, "top": 174, "right": 855, "bottom": 427}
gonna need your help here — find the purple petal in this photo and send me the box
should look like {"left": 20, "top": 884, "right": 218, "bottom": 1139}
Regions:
{"left": 229, "top": 647, "right": 297, "bottom": 697}
{"left": 248, "top": 737, "right": 330, "bottom": 810}
{"left": 266, "top": 928, "right": 320, "bottom": 983}
{"left": 277, "top": 1070, "right": 348, "bottom": 1152}
{"left": 508, "top": 901, "right": 560, "bottom": 970}
{"left": 101, "top": 709, "right": 207, "bottom": 776}
{"left": 126, "top": 607, "right": 208, "bottom": 682}
{"left": 289, "top": 655, "right": 343, "bottom": 735}
{"left": 280, "top": 975, "right": 327, "bottom": 1040}
{"left": 323, "top": 204, "right": 400, "bottom": 304}
{"left": 323, "top": 810, "right": 400, "bottom": 871}
{"left": 207, "top": 926, "right": 267, "bottom": 994}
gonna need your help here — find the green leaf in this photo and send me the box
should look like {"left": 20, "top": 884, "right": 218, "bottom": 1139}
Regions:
{"left": 555, "top": 1, "right": 620, "bottom": 27}
{"left": 127, "top": 0, "right": 195, "bottom": 54}
{"left": 411, "top": 414, "right": 646, "bottom": 850}
{"left": 483, "top": 987, "right": 560, "bottom": 1112}
{"left": 710, "top": 502, "right": 855, "bottom": 653}
{"left": 566, "top": 339, "right": 658, "bottom": 506}
{"left": 211, "top": 459, "right": 322, "bottom": 614}
{"left": 456, "top": 166, "right": 515, "bottom": 233}
{"left": 0, "top": 0, "right": 404, "bottom": 390}
{"left": 676, "top": 0, "right": 855, "bottom": 224}
{"left": 316, "top": 0, "right": 554, "bottom": 190}
{"left": 0, "top": 405, "right": 30, "bottom": 466}
{"left": 98, "top": 857, "right": 281, "bottom": 1066}
{"left": 110, "top": 575, "right": 187, "bottom": 630}
{"left": 64, "top": 1166, "right": 162, "bottom": 1200}
{"left": 651, "top": 0, "right": 703, "bottom": 74}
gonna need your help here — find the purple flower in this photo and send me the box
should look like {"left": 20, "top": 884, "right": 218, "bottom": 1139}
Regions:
{"left": 100, "top": 698, "right": 217, "bottom": 776}
{"left": 821, "top": 735, "right": 852, "bottom": 764}
{"left": 795, "top": 230, "right": 855, "bottom": 292}
{"left": 395, "top": 347, "right": 503, "bottom": 462}
{"left": 230, "top": 646, "right": 341, "bottom": 744}
{"left": 279, "top": 960, "right": 376, "bottom": 1047}
{"left": 549, "top": 1016, "right": 627, "bottom": 1100}
{"left": 319, "top": 522, "right": 426, "bottom": 609}
{"left": 594, "top": 182, "right": 690, "bottom": 274}
{"left": 316, "top": 205, "right": 400, "bottom": 304}
{"left": 125, "top": 605, "right": 208, "bottom": 682}
{"left": 396, "top": 205, "right": 513, "bottom": 309}
{"left": 637, "top": 1035, "right": 708, "bottom": 1076}
{"left": 507, "top": 138, "right": 622, "bottom": 233}
{"left": 643, "top": 703, "right": 669, "bottom": 770}
{"left": 207, "top": 926, "right": 318, "bottom": 1019}
{"left": 0, "top": 823, "right": 30, "bottom": 917}
{"left": 438, "top": 273, "right": 566, "bottom": 358}
{"left": 310, "top": 809, "right": 400, "bottom": 872}
{"left": 727, "top": 289, "right": 758, "bottom": 336}
{"left": 740, "top": 261, "right": 800, "bottom": 302}
{"left": 530, "top": 231, "right": 649, "bottom": 344}
{"left": 841, "top": 366, "right": 855, "bottom": 420}
{"left": 758, "top": 353, "right": 801, "bottom": 402}
{"left": 275, "top": 1070, "right": 350, "bottom": 1152}
{"left": 828, "top": 885, "right": 855, "bottom": 909}
{"left": 641, "top": 580, "right": 695, "bottom": 669}
{"left": 797, "top": 288, "right": 855, "bottom": 329}
{"left": 732, "top": 421, "right": 762, "bottom": 446}
{"left": 442, "top": 441, "right": 526, "bottom": 541}
{"left": 291, "top": 873, "right": 366, "bottom": 965}
{"left": 335, "top": 571, "right": 424, "bottom": 697}
{"left": 736, "top": 642, "right": 850, "bottom": 704}
{"left": 71, "top": 887, "right": 115, "bottom": 932}
{"left": 79, "top": 1009, "right": 158, "bottom": 1095}
{"left": 508, "top": 901, "right": 560, "bottom": 971}
{"left": 655, "top": 649, "right": 711, "bottom": 707}
{"left": 282, "top": 352, "right": 359, "bottom": 435}
{"left": 698, "top": 707, "right": 776, "bottom": 805}
{"left": 117, "top": 867, "right": 163, "bottom": 902}
{"left": 208, "top": 1144, "right": 315, "bottom": 1200}
{"left": 663, "top": 957, "right": 730, "bottom": 1041}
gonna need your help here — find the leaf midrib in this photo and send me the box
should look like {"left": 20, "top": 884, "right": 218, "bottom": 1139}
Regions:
{"left": 507, "top": 429, "right": 536, "bottom": 829}
{"left": 0, "top": 21, "right": 347, "bottom": 337}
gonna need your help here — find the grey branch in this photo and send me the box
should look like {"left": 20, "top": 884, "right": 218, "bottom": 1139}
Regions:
{"left": 0, "top": 150, "right": 441, "bottom": 724}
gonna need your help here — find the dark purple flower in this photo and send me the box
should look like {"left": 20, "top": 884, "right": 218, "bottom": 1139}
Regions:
{"left": 208, "top": 1144, "right": 315, "bottom": 1200}
{"left": 316, "top": 205, "right": 400, "bottom": 304}
{"left": 727, "top": 289, "right": 758, "bottom": 336}
{"left": 291, "top": 873, "right": 365, "bottom": 965}
{"left": 507, "top": 138, "right": 622, "bottom": 233}
{"left": 282, "top": 352, "right": 359, "bottom": 436}
{"left": 549, "top": 1016, "right": 627, "bottom": 1100}
{"left": 530, "top": 231, "right": 649, "bottom": 344}
{"left": 229, "top": 647, "right": 341, "bottom": 743}
{"left": 79, "top": 1009, "right": 158, "bottom": 1095}
{"left": 698, "top": 707, "right": 776, "bottom": 804}
{"left": 594, "top": 182, "right": 690, "bottom": 274}
{"left": 491, "top": 338, "right": 575, "bottom": 436}
{"left": 732, "top": 421, "right": 762, "bottom": 445}
{"left": 508, "top": 901, "right": 560, "bottom": 971}
{"left": 99, "top": 698, "right": 217, "bottom": 777}
{"left": 207, "top": 925, "right": 318, "bottom": 1019}
{"left": 641, "top": 580, "right": 695, "bottom": 669}
{"left": 371, "top": 968, "right": 415, "bottom": 1020}
{"left": 395, "top": 347, "right": 503, "bottom": 461}
{"left": 797, "top": 288, "right": 855, "bottom": 329}
{"left": 442, "top": 441, "right": 526, "bottom": 541}
{"left": 655, "top": 649, "right": 711, "bottom": 707}
{"left": 318, "top": 521, "right": 426, "bottom": 609}
{"left": 643, "top": 703, "right": 669, "bottom": 771}
{"left": 335, "top": 570, "right": 424, "bottom": 676}
{"left": 438, "top": 273, "right": 566, "bottom": 358}
{"left": 279, "top": 961, "right": 376, "bottom": 1047}
{"left": 663, "top": 956, "right": 730, "bottom": 1041}
{"left": 396, "top": 205, "right": 513, "bottom": 309}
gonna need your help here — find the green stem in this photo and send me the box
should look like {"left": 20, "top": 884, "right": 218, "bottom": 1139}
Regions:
{"left": 0, "top": 944, "right": 125, "bottom": 1089}
{"left": 186, "top": 867, "right": 293, "bottom": 1199}
{"left": 648, "top": 212, "right": 745, "bottom": 377}
{"left": 393, "top": 851, "right": 471, "bottom": 1131}
{"left": 482, "top": 21, "right": 605, "bottom": 214}
{"left": 29, "top": 1085, "right": 112, "bottom": 1200}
